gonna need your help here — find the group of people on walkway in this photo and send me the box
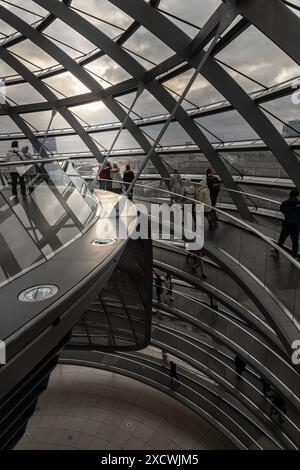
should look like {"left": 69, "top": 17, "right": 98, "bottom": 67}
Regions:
{"left": 153, "top": 271, "right": 174, "bottom": 303}
{"left": 5, "top": 140, "right": 35, "bottom": 199}
{"left": 98, "top": 161, "right": 135, "bottom": 200}
{"left": 234, "top": 356, "right": 287, "bottom": 425}
{"left": 170, "top": 168, "right": 221, "bottom": 228}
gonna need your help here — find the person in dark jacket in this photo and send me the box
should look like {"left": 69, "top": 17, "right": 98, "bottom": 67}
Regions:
{"left": 153, "top": 271, "right": 163, "bottom": 303}
{"left": 169, "top": 360, "right": 180, "bottom": 389}
{"left": 6, "top": 140, "right": 26, "bottom": 198}
{"left": 123, "top": 164, "right": 134, "bottom": 200}
{"left": 260, "top": 377, "right": 274, "bottom": 398}
{"left": 206, "top": 168, "right": 220, "bottom": 222}
{"left": 169, "top": 361, "right": 179, "bottom": 381}
{"left": 269, "top": 392, "right": 286, "bottom": 425}
{"left": 271, "top": 189, "right": 300, "bottom": 259}
{"left": 234, "top": 355, "right": 246, "bottom": 378}
{"left": 164, "top": 273, "right": 174, "bottom": 301}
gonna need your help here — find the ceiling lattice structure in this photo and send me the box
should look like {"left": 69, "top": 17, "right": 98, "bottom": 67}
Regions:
{"left": 0, "top": 0, "right": 299, "bottom": 219}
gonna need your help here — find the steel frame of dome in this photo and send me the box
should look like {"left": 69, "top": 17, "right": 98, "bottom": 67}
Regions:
{"left": 0, "top": 0, "right": 300, "bottom": 220}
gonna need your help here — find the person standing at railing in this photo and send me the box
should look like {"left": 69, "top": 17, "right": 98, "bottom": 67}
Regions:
{"left": 111, "top": 162, "right": 122, "bottom": 194}
{"left": 169, "top": 169, "right": 183, "bottom": 204}
{"left": 21, "top": 145, "right": 36, "bottom": 194}
{"left": 5, "top": 140, "right": 26, "bottom": 199}
{"left": 153, "top": 271, "right": 163, "bottom": 303}
{"left": 123, "top": 164, "right": 134, "bottom": 200}
{"left": 195, "top": 179, "right": 214, "bottom": 228}
{"left": 271, "top": 189, "right": 300, "bottom": 260}
{"left": 260, "top": 377, "right": 275, "bottom": 398}
{"left": 234, "top": 354, "right": 246, "bottom": 379}
{"left": 206, "top": 168, "right": 220, "bottom": 223}
{"left": 164, "top": 273, "right": 174, "bottom": 301}
{"left": 186, "top": 248, "right": 207, "bottom": 280}
{"left": 98, "top": 161, "right": 111, "bottom": 190}
{"left": 269, "top": 392, "right": 286, "bottom": 425}
{"left": 182, "top": 178, "right": 196, "bottom": 200}
{"left": 169, "top": 360, "right": 180, "bottom": 389}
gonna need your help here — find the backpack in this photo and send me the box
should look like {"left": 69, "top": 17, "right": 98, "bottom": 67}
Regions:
{"left": 207, "top": 175, "right": 220, "bottom": 193}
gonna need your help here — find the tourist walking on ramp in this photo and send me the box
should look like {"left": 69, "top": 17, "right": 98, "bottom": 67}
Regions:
{"left": 271, "top": 189, "right": 300, "bottom": 260}
{"left": 195, "top": 179, "right": 214, "bottom": 228}
{"left": 234, "top": 355, "right": 246, "bottom": 378}
{"left": 164, "top": 273, "right": 174, "bottom": 301}
{"left": 154, "top": 271, "right": 163, "bottom": 303}
{"left": 123, "top": 164, "right": 135, "bottom": 200}
{"left": 206, "top": 168, "right": 220, "bottom": 223}
{"left": 170, "top": 169, "right": 183, "bottom": 204}
{"left": 6, "top": 140, "right": 26, "bottom": 199}
{"left": 169, "top": 360, "right": 180, "bottom": 389}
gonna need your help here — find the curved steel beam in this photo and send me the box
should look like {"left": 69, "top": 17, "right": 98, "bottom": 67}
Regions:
{"left": 0, "top": 0, "right": 72, "bottom": 49}
{"left": 0, "top": 47, "right": 104, "bottom": 163}
{"left": 1, "top": 1, "right": 162, "bottom": 88}
{"left": 0, "top": 74, "right": 297, "bottom": 127}
{"left": 0, "top": 3, "right": 248, "bottom": 89}
{"left": 109, "top": 0, "right": 300, "bottom": 190}
{"left": 60, "top": 351, "right": 244, "bottom": 449}
{"left": 0, "top": 5, "right": 170, "bottom": 179}
{"left": 150, "top": 273, "right": 300, "bottom": 411}
{"left": 33, "top": 0, "right": 252, "bottom": 220}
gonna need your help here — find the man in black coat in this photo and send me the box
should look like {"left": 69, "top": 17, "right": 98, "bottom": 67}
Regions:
{"left": 271, "top": 189, "right": 300, "bottom": 259}
{"left": 206, "top": 168, "right": 220, "bottom": 223}
{"left": 234, "top": 355, "right": 246, "bottom": 378}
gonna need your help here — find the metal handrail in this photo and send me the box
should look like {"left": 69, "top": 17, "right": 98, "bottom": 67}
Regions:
{"left": 224, "top": 188, "right": 282, "bottom": 206}
{"left": 130, "top": 175, "right": 282, "bottom": 208}
{"left": 0, "top": 162, "right": 297, "bottom": 267}
{"left": 96, "top": 178, "right": 300, "bottom": 270}
{"left": 0, "top": 156, "right": 70, "bottom": 167}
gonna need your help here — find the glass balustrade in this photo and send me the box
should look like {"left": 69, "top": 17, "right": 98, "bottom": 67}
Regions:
{"left": 0, "top": 157, "right": 100, "bottom": 287}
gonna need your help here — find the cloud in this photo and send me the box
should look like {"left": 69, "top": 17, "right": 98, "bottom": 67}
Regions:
{"left": 0, "top": 0, "right": 299, "bottom": 154}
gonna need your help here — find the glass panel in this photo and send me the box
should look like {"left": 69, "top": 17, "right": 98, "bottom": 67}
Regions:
{"left": 43, "top": 161, "right": 95, "bottom": 227}
{"left": 0, "top": 192, "right": 44, "bottom": 286}
{"left": 123, "top": 26, "right": 174, "bottom": 68}
{"left": 1, "top": 0, "right": 47, "bottom": 25}
{"left": 65, "top": 161, "right": 99, "bottom": 215}
{"left": 0, "top": 156, "right": 99, "bottom": 285}
{"left": 195, "top": 110, "right": 260, "bottom": 142}
{"left": 71, "top": 0, "right": 133, "bottom": 38}
{"left": 117, "top": 89, "right": 167, "bottom": 118}
{"left": 141, "top": 121, "right": 196, "bottom": 147}
{"left": 159, "top": 0, "right": 222, "bottom": 30}
{"left": 8, "top": 40, "right": 58, "bottom": 71}
{"left": 71, "top": 101, "right": 119, "bottom": 126}
{"left": 216, "top": 25, "right": 300, "bottom": 87}
{"left": 3, "top": 82, "right": 46, "bottom": 105}
{"left": 261, "top": 95, "right": 300, "bottom": 137}
{"left": 0, "top": 58, "right": 19, "bottom": 78}
{"left": 43, "top": 72, "right": 90, "bottom": 98}
{"left": 84, "top": 55, "right": 132, "bottom": 86}
{"left": 44, "top": 19, "right": 95, "bottom": 59}
{"left": 164, "top": 72, "right": 225, "bottom": 110}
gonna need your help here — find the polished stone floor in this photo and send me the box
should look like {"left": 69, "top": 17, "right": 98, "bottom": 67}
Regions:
{"left": 15, "top": 364, "right": 234, "bottom": 450}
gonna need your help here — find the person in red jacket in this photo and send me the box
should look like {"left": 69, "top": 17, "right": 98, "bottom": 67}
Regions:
{"left": 98, "top": 161, "right": 111, "bottom": 190}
